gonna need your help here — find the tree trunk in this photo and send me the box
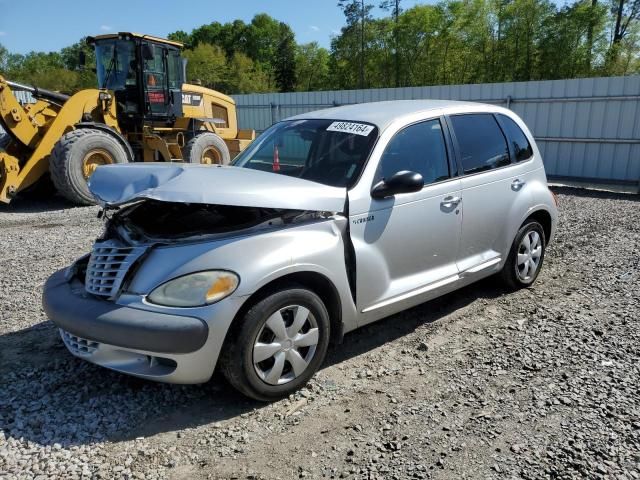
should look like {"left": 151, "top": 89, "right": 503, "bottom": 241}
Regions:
{"left": 360, "top": 0, "right": 366, "bottom": 88}
{"left": 394, "top": 0, "right": 400, "bottom": 87}
{"left": 613, "top": 0, "right": 625, "bottom": 44}
{"left": 586, "top": 0, "right": 597, "bottom": 70}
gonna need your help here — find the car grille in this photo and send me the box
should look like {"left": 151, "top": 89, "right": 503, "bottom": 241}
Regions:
{"left": 85, "top": 240, "right": 146, "bottom": 298}
{"left": 60, "top": 329, "right": 100, "bottom": 356}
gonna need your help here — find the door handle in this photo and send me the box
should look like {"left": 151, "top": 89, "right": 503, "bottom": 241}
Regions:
{"left": 511, "top": 179, "right": 526, "bottom": 190}
{"left": 441, "top": 196, "right": 461, "bottom": 208}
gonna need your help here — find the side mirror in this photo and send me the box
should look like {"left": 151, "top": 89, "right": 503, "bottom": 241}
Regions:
{"left": 371, "top": 170, "right": 424, "bottom": 199}
{"left": 78, "top": 51, "right": 86, "bottom": 68}
{"left": 142, "top": 44, "right": 155, "bottom": 61}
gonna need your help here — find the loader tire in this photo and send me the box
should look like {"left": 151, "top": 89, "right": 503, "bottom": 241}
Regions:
{"left": 50, "top": 129, "right": 128, "bottom": 205}
{"left": 183, "top": 132, "right": 230, "bottom": 165}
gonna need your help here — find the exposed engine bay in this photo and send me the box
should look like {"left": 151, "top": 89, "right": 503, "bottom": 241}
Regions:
{"left": 101, "top": 200, "right": 332, "bottom": 244}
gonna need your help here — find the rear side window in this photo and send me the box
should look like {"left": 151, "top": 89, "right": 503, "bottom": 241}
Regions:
{"left": 450, "top": 114, "right": 510, "bottom": 175}
{"left": 498, "top": 114, "right": 534, "bottom": 162}
{"left": 377, "top": 119, "right": 450, "bottom": 185}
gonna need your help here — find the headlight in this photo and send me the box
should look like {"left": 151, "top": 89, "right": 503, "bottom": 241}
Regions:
{"left": 147, "top": 271, "right": 239, "bottom": 307}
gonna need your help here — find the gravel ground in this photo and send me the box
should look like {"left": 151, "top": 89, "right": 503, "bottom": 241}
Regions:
{"left": 0, "top": 188, "right": 638, "bottom": 480}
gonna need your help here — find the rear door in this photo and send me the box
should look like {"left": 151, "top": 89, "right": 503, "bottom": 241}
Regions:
{"left": 447, "top": 113, "right": 531, "bottom": 274}
{"left": 352, "top": 117, "right": 462, "bottom": 321}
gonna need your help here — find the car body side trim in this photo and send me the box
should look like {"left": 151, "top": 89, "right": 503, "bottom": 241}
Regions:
{"left": 460, "top": 256, "right": 502, "bottom": 275}
{"left": 361, "top": 273, "right": 460, "bottom": 313}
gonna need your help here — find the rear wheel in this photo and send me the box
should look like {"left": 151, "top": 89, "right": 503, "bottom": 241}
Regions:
{"left": 50, "top": 129, "right": 128, "bottom": 205}
{"left": 183, "top": 132, "right": 230, "bottom": 165}
{"left": 220, "top": 286, "right": 330, "bottom": 401}
{"left": 500, "top": 221, "right": 546, "bottom": 289}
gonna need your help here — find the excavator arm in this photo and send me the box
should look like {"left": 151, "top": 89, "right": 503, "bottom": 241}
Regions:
{"left": 0, "top": 76, "right": 118, "bottom": 202}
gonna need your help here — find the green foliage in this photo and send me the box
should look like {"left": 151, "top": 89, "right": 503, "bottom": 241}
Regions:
{"left": 330, "top": 0, "right": 637, "bottom": 88}
{"left": 295, "top": 42, "right": 331, "bottom": 91}
{"left": 0, "top": 43, "right": 8, "bottom": 72}
{"left": 274, "top": 23, "right": 297, "bottom": 92}
{"left": 183, "top": 43, "right": 228, "bottom": 89}
{"left": 0, "top": 3, "right": 638, "bottom": 96}
{"left": 227, "top": 52, "right": 270, "bottom": 93}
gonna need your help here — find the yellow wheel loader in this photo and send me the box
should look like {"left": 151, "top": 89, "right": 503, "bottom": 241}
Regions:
{"left": 0, "top": 32, "right": 255, "bottom": 205}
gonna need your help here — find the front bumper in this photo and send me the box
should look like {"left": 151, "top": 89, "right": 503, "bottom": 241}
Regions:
{"left": 43, "top": 269, "right": 208, "bottom": 354}
{"left": 43, "top": 269, "right": 241, "bottom": 384}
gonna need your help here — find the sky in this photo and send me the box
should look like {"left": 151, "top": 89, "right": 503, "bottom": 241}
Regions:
{"left": 0, "top": 0, "right": 425, "bottom": 54}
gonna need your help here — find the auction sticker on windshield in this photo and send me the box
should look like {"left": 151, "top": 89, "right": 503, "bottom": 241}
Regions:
{"left": 327, "top": 121, "right": 375, "bottom": 136}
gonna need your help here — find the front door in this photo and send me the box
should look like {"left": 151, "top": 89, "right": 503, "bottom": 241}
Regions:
{"left": 142, "top": 43, "right": 183, "bottom": 121}
{"left": 166, "top": 49, "right": 183, "bottom": 120}
{"left": 351, "top": 117, "right": 462, "bottom": 323}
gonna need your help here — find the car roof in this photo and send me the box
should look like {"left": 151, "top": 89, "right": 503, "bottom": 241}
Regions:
{"left": 286, "top": 99, "right": 493, "bottom": 131}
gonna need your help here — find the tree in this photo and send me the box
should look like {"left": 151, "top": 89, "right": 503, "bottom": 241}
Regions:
{"left": 0, "top": 43, "right": 8, "bottom": 73}
{"left": 274, "top": 23, "right": 297, "bottom": 92}
{"left": 168, "top": 30, "right": 191, "bottom": 45}
{"left": 183, "top": 43, "right": 228, "bottom": 89}
{"left": 60, "top": 38, "right": 97, "bottom": 89}
{"left": 612, "top": 0, "right": 640, "bottom": 44}
{"left": 295, "top": 42, "right": 330, "bottom": 90}
{"left": 380, "top": 0, "right": 402, "bottom": 86}
{"left": 226, "top": 52, "right": 270, "bottom": 93}
{"left": 338, "top": 0, "right": 374, "bottom": 87}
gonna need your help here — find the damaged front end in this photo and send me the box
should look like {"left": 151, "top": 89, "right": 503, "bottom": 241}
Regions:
{"left": 103, "top": 200, "right": 331, "bottom": 245}
{"left": 73, "top": 164, "right": 350, "bottom": 303}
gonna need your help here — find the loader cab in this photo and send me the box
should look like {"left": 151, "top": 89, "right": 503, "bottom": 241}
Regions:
{"left": 90, "top": 33, "right": 184, "bottom": 128}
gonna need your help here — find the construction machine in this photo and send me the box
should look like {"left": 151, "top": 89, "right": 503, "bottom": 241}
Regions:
{"left": 0, "top": 32, "right": 255, "bottom": 205}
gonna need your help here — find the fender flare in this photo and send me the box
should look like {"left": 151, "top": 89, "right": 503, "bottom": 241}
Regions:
{"left": 74, "top": 123, "right": 135, "bottom": 163}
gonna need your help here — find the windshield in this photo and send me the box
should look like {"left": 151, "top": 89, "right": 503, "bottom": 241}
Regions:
{"left": 95, "top": 40, "right": 137, "bottom": 90}
{"left": 233, "top": 119, "right": 378, "bottom": 188}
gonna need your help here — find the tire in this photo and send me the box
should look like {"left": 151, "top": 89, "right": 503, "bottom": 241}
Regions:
{"left": 220, "top": 286, "right": 331, "bottom": 401}
{"left": 183, "top": 132, "right": 230, "bottom": 165}
{"left": 49, "top": 129, "right": 129, "bottom": 205}
{"left": 500, "top": 221, "right": 546, "bottom": 289}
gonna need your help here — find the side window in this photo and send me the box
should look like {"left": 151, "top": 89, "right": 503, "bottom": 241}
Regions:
{"left": 449, "top": 114, "right": 510, "bottom": 175}
{"left": 377, "top": 119, "right": 450, "bottom": 186}
{"left": 498, "top": 114, "right": 534, "bottom": 162}
{"left": 167, "top": 50, "right": 182, "bottom": 89}
{"left": 143, "top": 44, "right": 166, "bottom": 89}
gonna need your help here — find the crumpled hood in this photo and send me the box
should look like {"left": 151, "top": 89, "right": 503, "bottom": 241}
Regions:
{"left": 89, "top": 163, "right": 347, "bottom": 212}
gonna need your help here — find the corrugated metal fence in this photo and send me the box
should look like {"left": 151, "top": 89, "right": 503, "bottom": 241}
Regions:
{"left": 0, "top": 90, "right": 35, "bottom": 135}
{"left": 233, "top": 76, "right": 640, "bottom": 189}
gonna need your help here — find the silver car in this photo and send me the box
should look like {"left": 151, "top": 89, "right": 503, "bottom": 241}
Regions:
{"left": 43, "top": 100, "right": 558, "bottom": 401}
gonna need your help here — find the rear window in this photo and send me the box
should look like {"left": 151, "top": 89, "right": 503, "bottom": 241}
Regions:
{"left": 498, "top": 114, "right": 534, "bottom": 162}
{"left": 450, "top": 114, "right": 510, "bottom": 175}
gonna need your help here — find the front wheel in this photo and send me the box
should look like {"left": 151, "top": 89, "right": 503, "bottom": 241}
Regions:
{"left": 500, "top": 221, "right": 546, "bottom": 289}
{"left": 220, "top": 286, "right": 330, "bottom": 401}
{"left": 49, "top": 129, "right": 129, "bottom": 205}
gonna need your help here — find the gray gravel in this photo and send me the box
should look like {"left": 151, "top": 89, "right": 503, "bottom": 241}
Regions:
{"left": 0, "top": 188, "right": 638, "bottom": 479}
